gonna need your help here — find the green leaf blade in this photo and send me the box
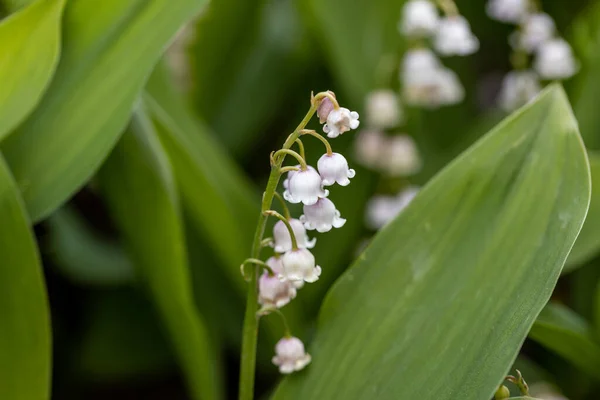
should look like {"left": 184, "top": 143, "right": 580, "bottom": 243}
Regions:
{"left": 273, "top": 85, "right": 590, "bottom": 400}
{"left": 0, "top": 153, "right": 50, "bottom": 400}
{"left": 0, "top": 0, "right": 65, "bottom": 140}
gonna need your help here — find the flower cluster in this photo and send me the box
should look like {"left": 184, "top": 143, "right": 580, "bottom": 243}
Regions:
{"left": 487, "top": 0, "right": 578, "bottom": 111}
{"left": 400, "top": 0, "right": 478, "bottom": 108}
{"left": 243, "top": 91, "right": 359, "bottom": 375}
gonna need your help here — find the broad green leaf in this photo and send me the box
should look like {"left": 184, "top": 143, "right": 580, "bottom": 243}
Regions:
{"left": 98, "top": 109, "right": 221, "bottom": 400}
{"left": 1, "top": 0, "right": 206, "bottom": 222}
{"left": 45, "top": 206, "right": 134, "bottom": 286}
{"left": 565, "top": 152, "right": 600, "bottom": 271}
{"left": 1, "top": 0, "right": 31, "bottom": 12}
{"left": 273, "top": 85, "right": 590, "bottom": 400}
{"left": 529, "top": 303, "right": 600, "bottom": 380}
{"left": 0, "top": 0, "right": 64, "bottom": 140}
{"left": 0, "top": 152, "right": 50, "bottom": 399}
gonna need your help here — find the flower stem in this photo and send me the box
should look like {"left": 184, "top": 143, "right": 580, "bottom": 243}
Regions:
{"left": 257, "top": 307, "right": 292, "bottom": 337}
{"left": 300, "top": 129, "right": 333, "bottom": 155}
{"left": 273, "top": 192, "right": 292, "bottom": 220}
{"left": 264, "top": 210, "right": 299, "bottom": 250}
{"left": 238, "top": 98, "right": 319, "bottom": 400}
{"left": 273, "top": 148, "right": 307, "bottom": 170}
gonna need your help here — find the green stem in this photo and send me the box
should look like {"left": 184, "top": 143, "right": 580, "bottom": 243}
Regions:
{"left": 273, "top": 149, "right": 307, "bottom": 170}
{"left": 257, "top": 307, "right": 292, "bottom": 337}
{"left": 300, "top": 129, "right": 333, "bottom": 155}
{"left": 238, "top": 100, "right": 318, "bottom": 400}
{"left": 264, "top": 210, "right": 298, "bottom": 250}
{"left": 295, "top": 138, "right": 305, "bottom": 160}
{"left": 273, "top": 192, "right": 291, "bottom": 220}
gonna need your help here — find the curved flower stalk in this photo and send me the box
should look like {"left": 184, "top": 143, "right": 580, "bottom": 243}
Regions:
{"left": 238, "top": 91, "right": 359, "bottom": 400}
{"left": 487, "top": 0, "right": 578, "bottom": 111}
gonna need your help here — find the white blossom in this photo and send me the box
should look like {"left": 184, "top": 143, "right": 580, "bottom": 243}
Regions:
{"left": 365, "top": 89, "right": 403, "bottom": 129}
{"left": 301, "top": 197, "right": 346, "bottom": 233}
{"left": 512, "top": 13, "right": 555, "bottom": 52}
{"left": 534, "top": 38, "right": 578, "bottom": 80}
{"left": 498, "top": 70, "right": 541, "bottom": 111}
{"left": 272, "top": 336, "right": 311, "bottom": 374}
{"left": 258, "top": 257, "right": 297, "bottom": 308}
{"left": 366, "top": 187, "right": 419, "bottom": 230}
{"left": 434, "top": 16, "right": 479, "bottom": 56}
{"left": 323, "top": 107, "right": 360, "bottom": 138}
{"left": 354, "top": 129, "right": 386, "bottom": 168}
{"left": 381, "top": 135, "right": 422, "bottom": 176}
{"left": 317, "top": 152, "right": 355, "bottom": 186}
{"left": 272, "top": 218, "right": 316, "bottom": 253}
{"left": 283, "top": 167, "right": 328, "bottom": 205}
{"left": 400, "top": 0, "right": 439, "bottom": 38}
{"left": 268, "top": 254, "right": 304, "bottom": 289}
{"left": 281, "top": 248, "right": 321, "bottom": 283}
{"left": 486, "top": 0, "right": 529, "bottom": 23}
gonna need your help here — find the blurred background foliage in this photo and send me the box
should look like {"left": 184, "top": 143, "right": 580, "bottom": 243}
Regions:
{"left": 1, "top": 0, "right": 600, "bottom": 399}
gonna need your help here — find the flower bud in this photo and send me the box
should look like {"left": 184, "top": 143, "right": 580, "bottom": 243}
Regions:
{"left": 400, "top": 0, "right": 439, "bottom": 38}
{"left": 283, "top": 167, "right": 329, "bottom": 205}
{"left": 323, "top": 107, "right": 360, "bottom": 138}
{"left": 281, "top": 248, "right": 321, "bottom": 283}
{"left": 301, "top": 197, "right": 346, "bottom": 233}
{"left": 434, "top": 16, "right": 479, "bottom": 56}
{"left": 273, "top": 218, "right": 316, "bottom": 253}
{"left": 317, "top": 91, "right": 336, "bottom": 123}
{"left": 365, "top": 89, "right": 403, "bottom": 129}
{"left": 272, "top": 336, "right": 311, "bottom": 374}
{"left": 317, "top": 152, "right": 355, "bottom": 187}
{"left": 494, "top": 385, "right": 510, "bottom": 399}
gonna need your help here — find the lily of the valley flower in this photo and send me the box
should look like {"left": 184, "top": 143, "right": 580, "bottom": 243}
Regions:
{"left": 354, "top": 129, "right": 386, "bottom": 169}
{"left": 301, "top": 197, "right": 346, "bottom": 233}
{"left": 534, "top": 38, "right": 578, "bottom": 80}
{"left": 273, "top": 219, "right": 316, "bottom": 253}
{"left": 400, "top": 0, "right": 439, "bottom": 38}
{"left": 365, "top": 89, "right": 403, "bottom": 129}
{"left": 283, "top": 167, "right": 329, "bottom": 205}
{"left": 382, "top": 135, "right": 422, "bottom": 176}
{"left": 486, "top": 0, "right": 528, "bottom": 24}
{"left": 281, "top": 248, "right": 321, "bottom": 283}
{"left": 272, "top": 336, "right": 311, "bottom": 374}
{"left": 434, "top": 16, "right": 479, "bottom": 56}
{"left": 317, "top": 152, "right": 355, "bottom": 187}
{"left": 498, "top": 70, "right": 541, "bottom": 111}
{"left": 514, "top": 13, "right": 555, "bottom": 53}
{"left": 323, "top": 107, "right": 360, "bottom": 138}
{"left": 366, "top": 187, "right": 419, "bottom": 230}
{"left": 258, "top": 260, "right": 297, "bottom": 309}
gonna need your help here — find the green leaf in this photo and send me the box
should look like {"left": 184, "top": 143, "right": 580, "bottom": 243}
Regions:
{"left": 272, "top": 85, "right": 590, "bottom": 400}
{"left": 98, "top": 108, "right": 222, "bottom": 400}
{"left": 565, "top": 151, "right": 600, "bottom": 271}
{"left": 45, "top": 206, "right": 134, "bottom": 286}
{"left": 0, "top": 152, "right": 50, "bottom": 400}
{"left": 0, "top": 0, "right": 64, "bottom": 140}
{"left": 1, "top": 0, "right": 206, "bottom": 222}
{"left": 529, "top": 302, "right": 600, "bottom": 380}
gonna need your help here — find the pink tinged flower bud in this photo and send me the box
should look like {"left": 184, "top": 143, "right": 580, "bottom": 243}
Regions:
{"left": 272, "top": 336, "right": 311, "bottom": 374}
{"left": 272, "top": 218, "right": 316, "bottom": 253}
{"left": 283, "top": 167, "right": 329, "bottom": 205}
{"left": 281, "top": 248, "right": 321, "bottom": 283}
{"left": 323, "top": 107, "right": 360, "bottom": 138}
{"left": 300, "top": 198, "right": 346, "bottom": 233}
{"left": 317, "top": 94, "right": 336, "bottom": 124}
{"left": 434, "top": 16, "right": 479, "bottom": 56}
{"left": 258, "top": 270, "right": 297, "bottom": 309}
{"left": 317, "top": 152, "right": 355, "bottom": 187}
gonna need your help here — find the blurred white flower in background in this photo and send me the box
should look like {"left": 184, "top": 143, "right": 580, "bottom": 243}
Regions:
{"left": 400, "top": 0, "right": 440, "bottom": 38}
{"left": 365, "top": 90, "right": 403, "bottom": 129}
{"left": 434, "top": 16, "right": 480, "bottom": 56}
{"left": 513, "top": 13, "right": 555, "bottom": 52}
{"left": 534, "top": 38, "right": 578, "bottom": 80}
{"left": 366, "top": 187, "right": 420, "bottom": 230}
{"left": 498, "top": 70, "right": 541, "bottom": 111}
{"left": 354, "top": 129, "right": 386, "bottom": 169}
{"left": 486, "top": 0, "right": 529, "bottom": 23}
{"left": 381, "top": 135, "right": 422, "bottom": 176}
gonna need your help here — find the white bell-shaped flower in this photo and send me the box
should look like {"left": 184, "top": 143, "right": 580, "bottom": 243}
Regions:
{"left": 268, "top": 255, "right": 304, "bottom": 289}
{"left": 436, "top": 67, "right": 465, "bottom": 106}
{"left": 498, "top": 70, "right": 541, "bottom": 111}
{"left": 281, "top": 248, "right": 321, "bottom": 283}
{"left": 511, "top": 13, "right": 555, "bottom": 53}
{"left": 402, "top": 48, "right": 441, "bottom": 82}
{"left": 317, "top": 152, "right": 355, "bottom": 186}
{"left": 283, "top": 167, "right": 328, "bottom": 205}
{"left": 381, "top": 135, "right": 422, "bottom": 176}
{"left": 403, "top": 56, "right": 464, "bottom": 108}
{"left": 365, "top": 89, "right": 403, "bottom": 129}
{"left": 300, "top": 198, "right": 346, "bottom": 233}
{"left": 323, "top": 107, "right": 360, "bottom": 138}
{"left": 400, "top": 0, "right": 439, "bottom": 38}
{"left": 354, "top": 129, "right": 386, "bottom": 169}
{"left": 485, "top": 0, "right": 528, "bottom": 23}
{"left": 272, "top": 336, "right": 311, "bottom": 374}
{"left": 434, "top": 16, "right": 479, "bottom": 56}
{"left": 259, "top": 260, "right": 297, "bottom": 309}
{"left": 534, "top": 38, "right": 578, "bottom": 80}
{"left": 366, "top": 187, "right": 419, "bottom": 230}
{"left": 272, "top": 218, "right": 316, "bottom": 253}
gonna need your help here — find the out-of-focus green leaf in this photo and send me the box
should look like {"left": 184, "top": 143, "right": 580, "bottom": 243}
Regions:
{"left": 529, "top": 302, "right": 600, "bottom": 380}
{"left": 1, "top": 0, "right": 206, "bottom": 222}
{"left": 0, "top": 153, "right": 50, "bottom": 400}
{"left": 77, "top": 289, "right": 174, "bottom": 380}
{"left": 98, "top": 109, "right": 222, "bottom": 400}
{"left": 565, "top": 152, "right": 600, "bottom": 271}
{"left": 0, "top": 0, "right": 64, "bottom": 140}
{"left": 1, "top": 0, "right": 31, "bottom": 12}
{"left": 45, "top": 206, "right": 134, "bottom": 286}
{"left": 273, "top": 85, "right": 590, "bottom": 400}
